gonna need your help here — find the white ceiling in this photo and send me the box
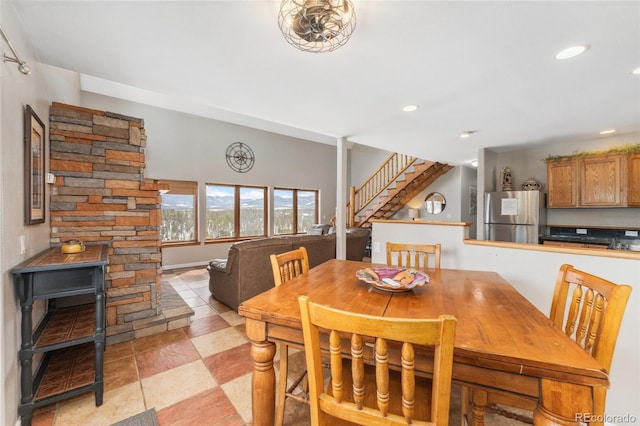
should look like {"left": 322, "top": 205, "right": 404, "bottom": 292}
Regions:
{"left": 8, "top": 0, "right": 640, "bottom": 165}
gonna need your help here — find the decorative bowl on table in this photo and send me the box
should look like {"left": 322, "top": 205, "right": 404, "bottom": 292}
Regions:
{"left": 356, "top": 266, "right": 429, "bottom": 292}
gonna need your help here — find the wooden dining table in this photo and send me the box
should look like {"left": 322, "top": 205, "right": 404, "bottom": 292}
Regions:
{"left": 238, "top": 259, "right": 609, "bottom": 426}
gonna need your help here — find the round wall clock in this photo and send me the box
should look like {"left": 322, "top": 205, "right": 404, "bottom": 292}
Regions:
{"left": 225, "top": 142, "right": 255, "bottom": 173}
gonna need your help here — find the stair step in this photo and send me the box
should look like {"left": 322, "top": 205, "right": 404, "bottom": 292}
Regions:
{"left": 354, "top": 161, "right": 453, "bottom": 227}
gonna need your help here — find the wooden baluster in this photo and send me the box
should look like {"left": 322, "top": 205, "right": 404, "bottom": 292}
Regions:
{"left": 576, "top": 288, "right": 594, "bottom": 347}
{"left": 401, "top": 342, "right": 416, "bottom": 424}
{"left": 375, "top": 338, "right": 389, "bottom": 416}
{"left": 565, "top": 284, "right": 583, "bottom": 337}
{"left": 351, "top": 334, "right": 364, "bottom": 409}
{"left": 585, "top": 293, "right": 605, "bottom": 352}
{"left": 329, "top": 330, "right": 343, "bottom": 403}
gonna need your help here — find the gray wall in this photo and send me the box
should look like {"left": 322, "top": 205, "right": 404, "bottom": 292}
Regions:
{"left": 1, "top": 5, "right": 82, "bottom": 425}
{"left": 81, "top": 92, "right": 339, "bottom": 268}
{"left": 391, "top": 166, "right": 479, "bottom": 239}
{"left": 349, "top": 143, "right": 392, "bottom": 187}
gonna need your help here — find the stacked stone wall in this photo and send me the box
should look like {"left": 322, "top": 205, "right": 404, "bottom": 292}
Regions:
{"left": 48, "top": 102, "right": 163, "bottom": 343}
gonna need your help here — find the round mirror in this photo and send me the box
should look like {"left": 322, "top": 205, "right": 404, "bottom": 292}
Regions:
{"left": 424, "top": 192, "right": 446, "bottom": 215}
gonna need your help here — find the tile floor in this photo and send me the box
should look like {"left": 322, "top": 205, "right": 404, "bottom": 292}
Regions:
{"left": 30, "top": 267, "right": 523, "bottom": 426}
{"left": 32, "top": 267, "right": 261, "bottom": 426}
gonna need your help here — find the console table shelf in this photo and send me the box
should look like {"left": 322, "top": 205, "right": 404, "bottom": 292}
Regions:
{"left": 12, "top": 245, "right": 107, "bottom": 426}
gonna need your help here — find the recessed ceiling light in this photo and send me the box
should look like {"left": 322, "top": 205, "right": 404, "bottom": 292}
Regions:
{"left": 460, "top": 130, "right": 477, "bottom": 138}
{"left": 555, "top": 45, "right": 589, "bottom": 60}
{"left": 632, "top": 67, "right": 640, "bottom": 75}
{"left": 402, "top": 105, "right": 419, "bottom": 112}
{"left": 599, "top": 129, "right": 616, "bottom": 135}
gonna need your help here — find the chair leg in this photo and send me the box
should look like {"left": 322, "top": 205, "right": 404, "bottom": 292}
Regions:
{"left": 461, "top": 386, "right": 470, "bottom": 426}
{"left": 470, "top": 389, "right": 488, "bottom": 426}
{"left": 276, "top": 343, "right": 289, "bottom": 426}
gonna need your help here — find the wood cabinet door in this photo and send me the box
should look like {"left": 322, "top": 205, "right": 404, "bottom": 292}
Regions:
{"left": 547, "top": 160, "right": 578, "bottom": 207}
{"left": 579, "top": 154, "right": 625, "bottom": 207}
{"left": 628, "top": 153, "right": 640, "bottom": 206}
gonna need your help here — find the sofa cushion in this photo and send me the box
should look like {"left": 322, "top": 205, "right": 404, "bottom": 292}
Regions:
{"left": 289, "top": 234, "right": 336, "bottom": 268}
{"left": 307, "top": 224, "right": 331, "bottom": 235}
{"left": 208, "top": 258, "right": 228, "bottom": 272}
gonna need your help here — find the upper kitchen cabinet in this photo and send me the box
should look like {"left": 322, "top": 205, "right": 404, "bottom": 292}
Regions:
{"left": 628, "top": 153, "right": 640, "bottom": 207}
{"left": 547, "top": 150, "right": 638, "bottom": 208}
{"left": 547, "top": 159, "right": 578, "bottom": 207}
{"left": 579, "top": 153, "right": 625, "bottom": 207}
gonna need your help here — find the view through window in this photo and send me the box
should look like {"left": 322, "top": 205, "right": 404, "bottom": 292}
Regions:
{"left": 274, "top": 188, "right": 318, "bottom": 235}
{"left": 159, "top": 179, "right": 198, "bottom": 243}
{"left": 206, "top": 184, "right": 267, "bottom": 240}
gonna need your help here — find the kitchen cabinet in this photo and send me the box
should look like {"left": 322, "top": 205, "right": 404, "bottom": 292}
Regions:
{"left": 12, "top": 245, "right": 107, "bottom": 426}
{"left": 579, "top": 153, "right": 625, "bottom": 207}
{"left": 628, "top": 153, "right": 640, "bottom": 206}
{"left": 547, "top": 159, "right": 578, "bottom": 207}
{"left": 547, "top": 153, "right": 630, "bottom": 208}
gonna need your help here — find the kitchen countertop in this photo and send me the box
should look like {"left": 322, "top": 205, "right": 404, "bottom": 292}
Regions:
{"left": 542, "top": 226, "right": 640, "bottom": 251}
{"left": 539, "top": 235, "right": 613, "bottom": 245}
{"left": 467, "top": 239, "right": 640, "bottom": 259}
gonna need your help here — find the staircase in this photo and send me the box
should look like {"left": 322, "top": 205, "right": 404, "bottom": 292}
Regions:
{"left": 348, "top": 154, "right": 453, "bottom": 228}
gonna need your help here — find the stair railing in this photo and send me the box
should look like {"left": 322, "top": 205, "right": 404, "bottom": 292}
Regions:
{"left": 348, "top": 153, "right": 417, "bottom": 226}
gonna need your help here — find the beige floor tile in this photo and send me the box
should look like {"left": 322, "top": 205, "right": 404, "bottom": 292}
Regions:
{"left": 188, "top": 280, "right": 209, "bottom": 289}
{"left": 141, "top": 360, "right": 216, "bottom": 411}
{"left": 54, "top": 382, "right": 145, "bottom": 426}
{"left": 168, "top": 281, "right": 190, "bottom": 292}
{"left": 220, "top": 310, "right": 245, "bottom": 326}
{"left": 220, "top": 372, "right": 253, "bottom": 425}
{"left": 177, "top": 289, "right": 198, "bottom": 299}
{"left": 191, "top": 327, "right": 248, "bottom": 358}
{"left": 191, "top": 304, "right": 217, "bottom": 320}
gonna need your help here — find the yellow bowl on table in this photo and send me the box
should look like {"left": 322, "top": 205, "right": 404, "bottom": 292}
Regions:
{"left": 61, "top": 240, "right": 85, "bottom": 254}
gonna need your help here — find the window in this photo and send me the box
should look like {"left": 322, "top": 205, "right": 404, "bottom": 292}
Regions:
{"left": 206, "top": 183, "right": 267, "bottom": 241}
{"left": 159, "top": 180, "right": 198, "bottom": 244}
{"left": 274, "top": 188, "right": 318, "bottom": 235}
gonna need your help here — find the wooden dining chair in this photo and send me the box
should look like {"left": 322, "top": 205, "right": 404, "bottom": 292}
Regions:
{"left": 298, "top": 295, "right": 457, "bottom": 426}
{"left": 386, "top": 242, "right": 441, "bottom": 269}
{"left": 462, "top": 263, "right": 632, "bottom": 425}
{"left": 270, "top": 247, "right": 311, "bottom": 426}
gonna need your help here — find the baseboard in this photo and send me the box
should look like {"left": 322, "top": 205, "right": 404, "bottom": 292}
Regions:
{"left": 161, "top": 261, "right": 209, "bottom": 271}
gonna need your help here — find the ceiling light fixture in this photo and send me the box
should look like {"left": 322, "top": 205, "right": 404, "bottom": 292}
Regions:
{"left": 402, "top": 105, "right": 419, "bottom": 112}
{"left": 0, "top": 24, "right": 31, "bottom": 75}
{"left": 278, "top": 0, "right": 356, "bottom": 53}
{"left": 555, "top": 45, "right": 589, "bottom": 60}
{"left": 470, "top": 159, "right": 479, "bottom": 167}
{"left": 460, "top": 130, "right": 477, "bottom": 138}
{"left": 632, "top": 67, "right": 640, "bottom": 75}
{"left": 599, "top": 129, "right": 616, "bottom": 135}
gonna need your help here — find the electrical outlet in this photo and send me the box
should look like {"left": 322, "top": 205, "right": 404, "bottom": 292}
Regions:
{"left": 625, "top": 230, "right": 639, "bottom": 237}
{"left": 576, "top": 228, "right": 587, "bottom": 235}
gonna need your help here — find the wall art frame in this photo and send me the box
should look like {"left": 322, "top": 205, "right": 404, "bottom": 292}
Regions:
{"left": 469, "top": 185, "right": 477, "bottom": 215}
{"left": 25, "top": 105, "right": 46, "bottom": 225}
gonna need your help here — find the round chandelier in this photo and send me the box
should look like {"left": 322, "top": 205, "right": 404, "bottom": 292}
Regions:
{"left": 278, "top": 0, "right": 356, "bottom": 53}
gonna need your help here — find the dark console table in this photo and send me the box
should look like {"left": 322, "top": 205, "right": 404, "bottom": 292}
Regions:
{"left": 12, "top": 245, "right": 107, "bottom": 426}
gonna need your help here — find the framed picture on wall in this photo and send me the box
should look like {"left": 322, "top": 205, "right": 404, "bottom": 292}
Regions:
{"left": 469, "top": 185, "right": 477, "bottom": 215}
{"left": 25, "top": 105, "right": 46, "bottom": 225}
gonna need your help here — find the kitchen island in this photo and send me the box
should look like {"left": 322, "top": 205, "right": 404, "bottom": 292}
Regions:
{"left": 370, "top": 219, "right": 639, "bottom": 422}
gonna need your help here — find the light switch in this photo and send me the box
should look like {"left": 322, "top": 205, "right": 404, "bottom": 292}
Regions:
{"left": 19, "top": 235, "right": 26, "bottom": 255}
{"left": 373, "top": 242, "right": 380, "bottom": 253}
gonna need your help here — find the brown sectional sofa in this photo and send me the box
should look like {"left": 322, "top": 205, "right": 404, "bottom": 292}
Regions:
{"left": 207, "top": 228, "right": 370, "bottom": 311}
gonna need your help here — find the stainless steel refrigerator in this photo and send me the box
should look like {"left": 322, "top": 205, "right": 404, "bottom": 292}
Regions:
{"left": 484, "top": 191, "right": 546, "bottom": 244}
